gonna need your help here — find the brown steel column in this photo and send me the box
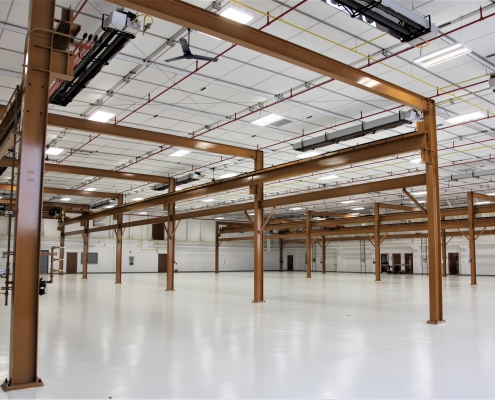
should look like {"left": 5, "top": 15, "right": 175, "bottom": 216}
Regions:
{"left": 306, "top": 211, "right": 311, "bottom": 278}
{"left": 467, "top": 191, "right": 477, "bottom": 285}
{"left": 253, "top": 151, "right": 264, "bottom": 302}
{"left": 115, "top": 194, "right": 124, "bottom": 284}
{"left": 422, "top": 99, "right": 444, "bottom": 323}
{"left": 322, "top": 236, "right": 326, "bottom": 274}
{"left": 59, "top": 225, "right": 65, "bottom": 275}
{"left": 82, "top": 221, "right": 89, "bottom": 279}
{"left": 374, "top": 203, "right": 381, "bottom": 281}
{"left": 2, "top": 0, "right": 55, "bottom": 391}
{"left": 279, "top": 238, "right": 283, "bottom": 272}
{"left": 441, "top": 227, "right": 447, "bottom": 278}
{"left": 215, "top": 221, "right": 220, "bottom": 273}
{"left": 166, "top": 178, "right": 176, "bottom": 291}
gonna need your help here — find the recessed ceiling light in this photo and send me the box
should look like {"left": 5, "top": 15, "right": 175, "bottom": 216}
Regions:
{"left": 203, "top": 198, "right": 215, "bottom": 202}
{"left": 251, "top": 114, "right": 284, "bottom": 127}
{"left": 88, "top": 110, "right": 115, "bottom": 123}
{"left": 351, "top": 207, "right": 364, "bottom": 210}
{"left": 175, "top": 185, "right": 186, "bottom": 191}
{"left": 414, "top": 44, "right": 471, "bottom": 68}
{"left": 318, "top": 174, "right": 339, "bottom": 180}
{"left": 295, "top": 150, "right": 322, "bottom": 159}
{"left": 248, "top": 212, "right": 255, "bottom": 216}
{"left": 340, "top": 200, "right": 356, "bottom": 204}
{"left": 350, "top": 212, "right": 360, "bottom": 216}
{"left": 0, "top": 196, "right": 3, "bottom": 199}
{"left": 60, "top": 197, "right": 71, "bottom": 202}
{"left": 410, "top": 158, "right": 423, "bottom": 164}
{"left": 214, "top": 216, "right": 225, "bottom": 220}
{"left": 84, "top": 187, "right": 96, "bottom": 192}
{"left": 45, "top": 147, "right": 64, "bottom": 155}
{"left": 133, "top": 197, "right": 144, "bottom": 201}
{"left": 290, "top": 207, "right": 303, "bottom": 211}
{"left": 104, "top": 205, "right": 116, "bottom": 209}
{"left": 169, "top": 149, "right": 191, "bottom": 157}
{"left": 219, "top": 172, "right": 238, "bottom": 179}
{"left": 475, "top": 201, "right": 491, "bottom": 205}
{"left": 220, "top": 4, "right": 254, "bottom": 24}
{"left": 138, "top": 211, "right": 148, "bottom": 215}
{"left": 412, "top": 191, "right": 427, "bottom": 196}
{"left": 445, "top": 111, "right": 485, "bottom": 125}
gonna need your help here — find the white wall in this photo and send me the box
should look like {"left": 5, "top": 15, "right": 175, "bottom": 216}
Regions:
{"left": 1, "top": 215, "right": 495, "bottom": 276}
{"left": 0, "top": 216, "right": 279, "bottom": 273}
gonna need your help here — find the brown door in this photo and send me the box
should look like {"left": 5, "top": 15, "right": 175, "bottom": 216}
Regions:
{"left": 158, "top": 254, "right": 167, "bottom": 273}
{"left": 287, "top": 255, "right": 294, "bottom": 271}
{"left": 152, "top": 223, "right": 165, "bottom": 240}
{"left": 448, "top": 253, "right": 459, "bottom": 275}
{"left": 66, "top": 252, "right": 78, "bottom": 274}
{"left": 404, "top": 254, "right": 413, "bottom": 274}
{"left": 392, "top": 254, "right": 401, "bottom": 273}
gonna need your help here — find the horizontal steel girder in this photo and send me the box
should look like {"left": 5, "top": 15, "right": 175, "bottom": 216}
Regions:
{"left": 47, "top": 113, "right": 257, "bottom": 159}
{"left": 106, "top": 0, "right": 428, "bottom": 111}
{"left": 64, "top": 132, "right": 427, "bottom": 225}
{"left": 63, "top": 174, "right": 425, "bottom": 236}
{"left": 0, "top": 158, "right": 170, "bottom": 184}
{"left": 0, "top": 184, "right": 116, "bottom": 199}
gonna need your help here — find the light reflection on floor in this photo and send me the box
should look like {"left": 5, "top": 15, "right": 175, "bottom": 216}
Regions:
{"left": 1, "top": 272, "right": 494, "bottom": 399}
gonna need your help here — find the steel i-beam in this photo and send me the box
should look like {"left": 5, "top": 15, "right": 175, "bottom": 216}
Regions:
{"left": 253, "top": 152, "right": 264, "bottom": 303}
{"left": 2, "top": 0, "right": 55, "bottom": 391}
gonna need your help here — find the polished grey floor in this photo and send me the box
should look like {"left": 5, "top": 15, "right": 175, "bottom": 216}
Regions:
{"left": 1, "top": 272, "right": 495, "bottom": 399}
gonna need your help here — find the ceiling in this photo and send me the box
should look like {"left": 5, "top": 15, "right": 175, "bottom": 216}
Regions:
{"left": 1, "top": 0, "right": 495, "bottom": 222}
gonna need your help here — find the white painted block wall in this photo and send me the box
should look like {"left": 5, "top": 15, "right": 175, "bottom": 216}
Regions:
{"left": 1, "top": 216, "right": 495, "bottom": 275}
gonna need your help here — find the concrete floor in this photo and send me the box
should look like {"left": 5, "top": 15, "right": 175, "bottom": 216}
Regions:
{"left": 1, "top": 272, "right": 495, "bottom": 399}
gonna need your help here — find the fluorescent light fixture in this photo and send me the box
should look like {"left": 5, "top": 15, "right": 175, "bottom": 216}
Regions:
{"left": 104, "top": 205, "right": 116, "bottom": 209}
{"left": 358, "top": 77, "right": 380, "bottom": 88}
{"left": 88, "top": 110, "right": 115, "bottom": 123}
{"left": 414, "top": 44, "right": 471, "bottom": 68}
{"left": 169, "top": 149, "right": 191, "bottom": 157}
{"left": 487, "top": 193, "right": 495, "bottom": 196}
{"left": 203, "top": 198, "right": 215, "bottom": 202}
{"left": 290, "top": 207, "right": 303, "bottom": 211}
{"left": 475, "top": 201, "right": 491, "bottom": 205}
{"left": 251, "top": 114, "right": 284, "bottom": 127}
{"left": 198, "top": 31, "right": 220, "bottom": 40}
{"left": 445, "top": 111, "right": 485, "bottom": 125}
{"left": 175, "top": 185, "right": 186, "bottom": 191}
{"left": 138, "top": 212, "right": 148, "bottom": 215}
{"left": 84, "top": 187, "right": 97, "bottom": 192}
{"left": 351, "top": 207, "right": 364, "bottom": 210}
{"left": 45, "top": 147, "right": 64, "bottom": 155}
{"left": 295, "top": 150, "right": 321, "bottom": 159}
{"left": 410, "top": 158, "right": 423, "bottom": 164}
{"left": 248, "top": 212, "right": 255, "bottom": 216}
{"left": 60, "top": 197, "right": 71, "bottom": 202}
{"left": 412, "top": 191, "right": 427, "bottom": 196}
{"left": 318, "top": 174, "right": 339, "bottom": 181}
{"left": 340, "top": 200, "right": 356, "bottom": 204}
{"left": 133, "top": 197, "right": 144, "bottom": 201}
{"left": 220, "top": 4, "right": 254, "bottom": 24}
{"left": 350, "top": 213, "right": 360, "bottom": 216}
{"left": 219, "top": 172, "right": 238, "bottom": 179}
{"left": 214, "top": 216, "right": 225, "bottom": 220}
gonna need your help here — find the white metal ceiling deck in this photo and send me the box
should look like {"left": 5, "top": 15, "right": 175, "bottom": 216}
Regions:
{"left": 1, "top": 0, "right": 495, "bottom": 221}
